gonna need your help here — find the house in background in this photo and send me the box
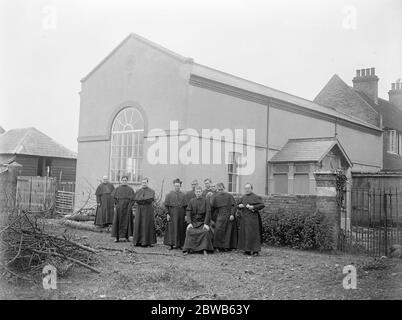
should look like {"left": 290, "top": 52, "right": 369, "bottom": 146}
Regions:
{"left": 315, "top": 68, "right": 402, "bottom": 171}
{"left": 0, "top": 127, "right": 77, "bottom": 181}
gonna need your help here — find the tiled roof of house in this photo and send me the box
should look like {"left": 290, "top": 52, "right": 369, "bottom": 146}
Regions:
{"left": 0, "top": 127, "right": 77, "bottom": 159}
{"left": 355, "top": 92, "right": 402, "bottom": 131}
{"left": 313, "top": 74, "right": 381, "bottom": 127}
{"left": 269, "top": 137, "right": 352, "bottom": 166}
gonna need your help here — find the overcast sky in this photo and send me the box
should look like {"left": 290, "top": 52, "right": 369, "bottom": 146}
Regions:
{"left": 1, "top": 0, "right": 401, "bottom": 152}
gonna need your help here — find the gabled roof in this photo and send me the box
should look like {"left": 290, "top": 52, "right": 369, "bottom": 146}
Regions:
{"left": 81, "top": 33, "right": 193, "bottom": 82}
{"left": 81, "top": 33, "right": 381, "bottom": 132}
{"left": 313, "top": 74, "right": 381, "bottom": 127}
{"left": 0, "top": 127, "right": 77, "bottom": 159}
{"left": 269, "top": 137, "right": 352, "bottom": 167}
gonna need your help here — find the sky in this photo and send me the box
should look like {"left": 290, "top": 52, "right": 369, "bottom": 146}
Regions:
{"left": 1, "top": 0, "right": 401, "bottom": 152}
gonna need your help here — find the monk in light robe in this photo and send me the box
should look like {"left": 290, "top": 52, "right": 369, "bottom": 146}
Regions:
{"left": 183, "top": 186, "right": 214, "bottom": 256}
{"left": 133, "top": 177, "right": 157, "bottom": 247}
{"left": 237, "top": 183, "right": 265, "bottom": 256}
{"left": 211, "top": 183, "right": 238, "bottom": 251}
{"left": 111, "top": 176, "right": 135, "bottom": 242}
{"left": 94, "top": 175, "right": 115, "bottom": 227}
{"left": 163, "top": 178, "right": 187, "bottom": 250}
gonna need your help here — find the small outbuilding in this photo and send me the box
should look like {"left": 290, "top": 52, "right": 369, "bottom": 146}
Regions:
{"left": 268, "top": 137, "right": 352, "bottom": 194}
{"left": 0, "top": 127, "right": 77, "bottom": 182}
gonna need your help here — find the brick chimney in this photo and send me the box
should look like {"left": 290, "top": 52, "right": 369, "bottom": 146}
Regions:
{"left": 352, "top": 67, "right": 379, "bottom": 104}
{"left": 389, "top": 80, "right": 402, "bottom": 112}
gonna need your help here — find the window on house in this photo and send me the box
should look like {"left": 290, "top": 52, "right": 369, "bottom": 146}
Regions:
{"left": 399, "top": 134, "right": 402, "bottom": 155}
{"left": 45, "top": 158, "right": 52, "bottom": 177}
{"left": 388, "top": 130, "right": 398, "bottom": 154}
{"left": 294, "top": 174, "right": 309, "bottom": 194}
{"left": 110, "top": 107, "right": 145, "bottom": 183}
{"left": 273, "top": 173, "right": 288, "bottom": 194}
{"left": 294, "top": 164, "right": 310, "bottom": 194}
{"left": 228, "top": 152, "right": 240, "bottom": 193}
{"left": 37, "top": 158, "right": 44, "bottom": 176}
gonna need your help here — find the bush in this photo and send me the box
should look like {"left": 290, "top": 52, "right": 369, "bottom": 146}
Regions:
{"left": 261, "top": 209, "right": 334, "bottom": 251}
{"left": 153, "top": 198, "right": 167, "bottom": 237}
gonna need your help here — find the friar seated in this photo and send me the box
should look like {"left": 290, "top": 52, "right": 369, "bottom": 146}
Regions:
{"left": 183, "top": 186, "right": 214, "bottom": 256}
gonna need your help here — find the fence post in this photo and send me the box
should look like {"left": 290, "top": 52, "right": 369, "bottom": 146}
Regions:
{"left": 383, "top": 189, "right": 388, "bottom": 256}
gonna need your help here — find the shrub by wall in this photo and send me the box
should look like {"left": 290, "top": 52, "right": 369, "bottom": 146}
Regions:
{"left": 260, "top": 209, "right": 334, "bottom": 250}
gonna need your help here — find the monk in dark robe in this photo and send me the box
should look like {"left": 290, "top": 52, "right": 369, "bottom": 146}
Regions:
{"left": 206, "top": 183, "right": 218, "bottom": 222}
{"left": 201, "top": 178, "right": 213, "bottom": 198}
{"left": 237, "top": 183, "right": 265, "bottom": 256}
{"left": 163, "top": 179, "right": 187, "bottom": 250}
{"left": 185, "top": 180, "right": 198, "bottom": 204}
{"left": 133, "top": 177, "right": 157, "bottom": 247}
{"left": 111, "top": 176, "right": 135, "bottom": 242}
{"left": 94, "top": 175, "right": 115, "bottom": 227}
{"left": 211, "top": 183, "right": 238, "bottom": 251}
{"left": 184, "top": 180, "right": 198, "bottom": 223}
{"left": 183, "top": 186, "right": 214, "bottom": 256}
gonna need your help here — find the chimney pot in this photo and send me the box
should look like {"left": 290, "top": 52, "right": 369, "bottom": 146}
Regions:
{"left": 371, "top": 67, "right": 375, "bottom": 76}
{"left": 365, "top": 68, "right": 370, "bottom": 76}
{"left": 361, "top": 69, "right": 365, "bottom": 76}
{"left": 397, "top": 83, "right": 401, "bottom": 90}
{"left": 392, "top": 83, "right": 396, "bottom": 90}
{"left": 356, "top": 69, "right": 360, "bottom": 77}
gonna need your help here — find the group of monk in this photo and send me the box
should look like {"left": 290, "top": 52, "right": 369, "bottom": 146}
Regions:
{"left": 94, "top": 176, "right": 265, "bottom": 256}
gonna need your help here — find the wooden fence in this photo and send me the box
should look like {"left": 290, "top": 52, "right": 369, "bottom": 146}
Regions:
{"left": 16, "top": 176, "right": 56, "bottom": 211}
{"left": 16, "top": 176, "right": 75, "bottom": 214}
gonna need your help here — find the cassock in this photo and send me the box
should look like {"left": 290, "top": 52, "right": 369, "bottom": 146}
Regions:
{"left": 211, "top": 191, "right": 238, "bottom": 250}
{"left": 184, "top": 190, "right": 196, "bottom": 204}
{"left": 206, "top": 190, "right": 218, "bottom": 222}
{"left": 183, "top": 197, "right": 214, "bottom": 252}
{"left": 133, "top": 187, "right": 157, "bottom": 246}
{"left": 201, "top": 188, "right": 214, "bottom": 199}
{"left": 94, "top": 182, "right": 115, "bottom": 227}
{"left": 163, "top": 190, "right": 187, "bottom": 248}
{"left": 111, "top": 185, "right": 135, "bottom": 240}
{"left": 237, "top": 192, "right": 265, "bottom": 252}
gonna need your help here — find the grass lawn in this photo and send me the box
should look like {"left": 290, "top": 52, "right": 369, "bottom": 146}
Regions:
{"left": 1, "top": 219, "right": 401, "bottom": 300}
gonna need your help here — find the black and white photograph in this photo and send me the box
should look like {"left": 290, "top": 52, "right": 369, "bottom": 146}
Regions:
{"left": 0, "top": 0, "right": 401, "bottom": 308}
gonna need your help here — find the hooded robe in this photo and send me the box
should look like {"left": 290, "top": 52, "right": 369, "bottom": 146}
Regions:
{"left": 237, "top": 192, "right": 265, "bottom": 252}
{"left": 94, "top": 182, "right": 115, "bottom": 227}
{"left": 111, "top": 185, "right": 135, "bottom": 239}
{"left": 211, "top": 191, "right": 238, "bottom": 250}
{"left": 133, "top": 187, "right": 157, "bottom": 246}
{"left": 183, "top": 197, "right": 214, "bottom": 252}
{"left": 163, "top": 190, "right": 187, "bottom": 248}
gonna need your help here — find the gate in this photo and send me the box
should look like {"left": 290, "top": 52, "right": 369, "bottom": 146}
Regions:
{"left": 55, "top": 181, "right": 75, "bottom": 214}
{"left": 16, "top": 176, "right": 56, "bottom": 211}
{"left": 338, "top": 187, "right": 402, "bottom": 256}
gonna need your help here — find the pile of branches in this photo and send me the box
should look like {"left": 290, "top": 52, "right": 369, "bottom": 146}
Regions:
{"left": 0, "top": 210, "right": 99, "bottom": 283}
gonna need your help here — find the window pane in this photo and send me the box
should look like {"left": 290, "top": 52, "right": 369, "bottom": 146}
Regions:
{"left": 273, "top": 174, "right": 288, "bottom": 194}
{"left": 294, "top": 174, "right": 309, "bottom": 194}
{"left": 110, "top": 108, "right": 145, "bottom": 182}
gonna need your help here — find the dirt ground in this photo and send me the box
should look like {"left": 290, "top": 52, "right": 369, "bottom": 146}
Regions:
{"left": 1, "top": 220, "right": 401, "bottom": 300}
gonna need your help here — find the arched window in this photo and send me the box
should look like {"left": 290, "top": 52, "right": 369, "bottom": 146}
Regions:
{"left": 110, "top": 107, "right": 144, "bottom": 183}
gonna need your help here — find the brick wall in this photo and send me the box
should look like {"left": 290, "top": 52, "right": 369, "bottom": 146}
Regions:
{"left": 232, "top": 192, "right": 340, "bottom": 249}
